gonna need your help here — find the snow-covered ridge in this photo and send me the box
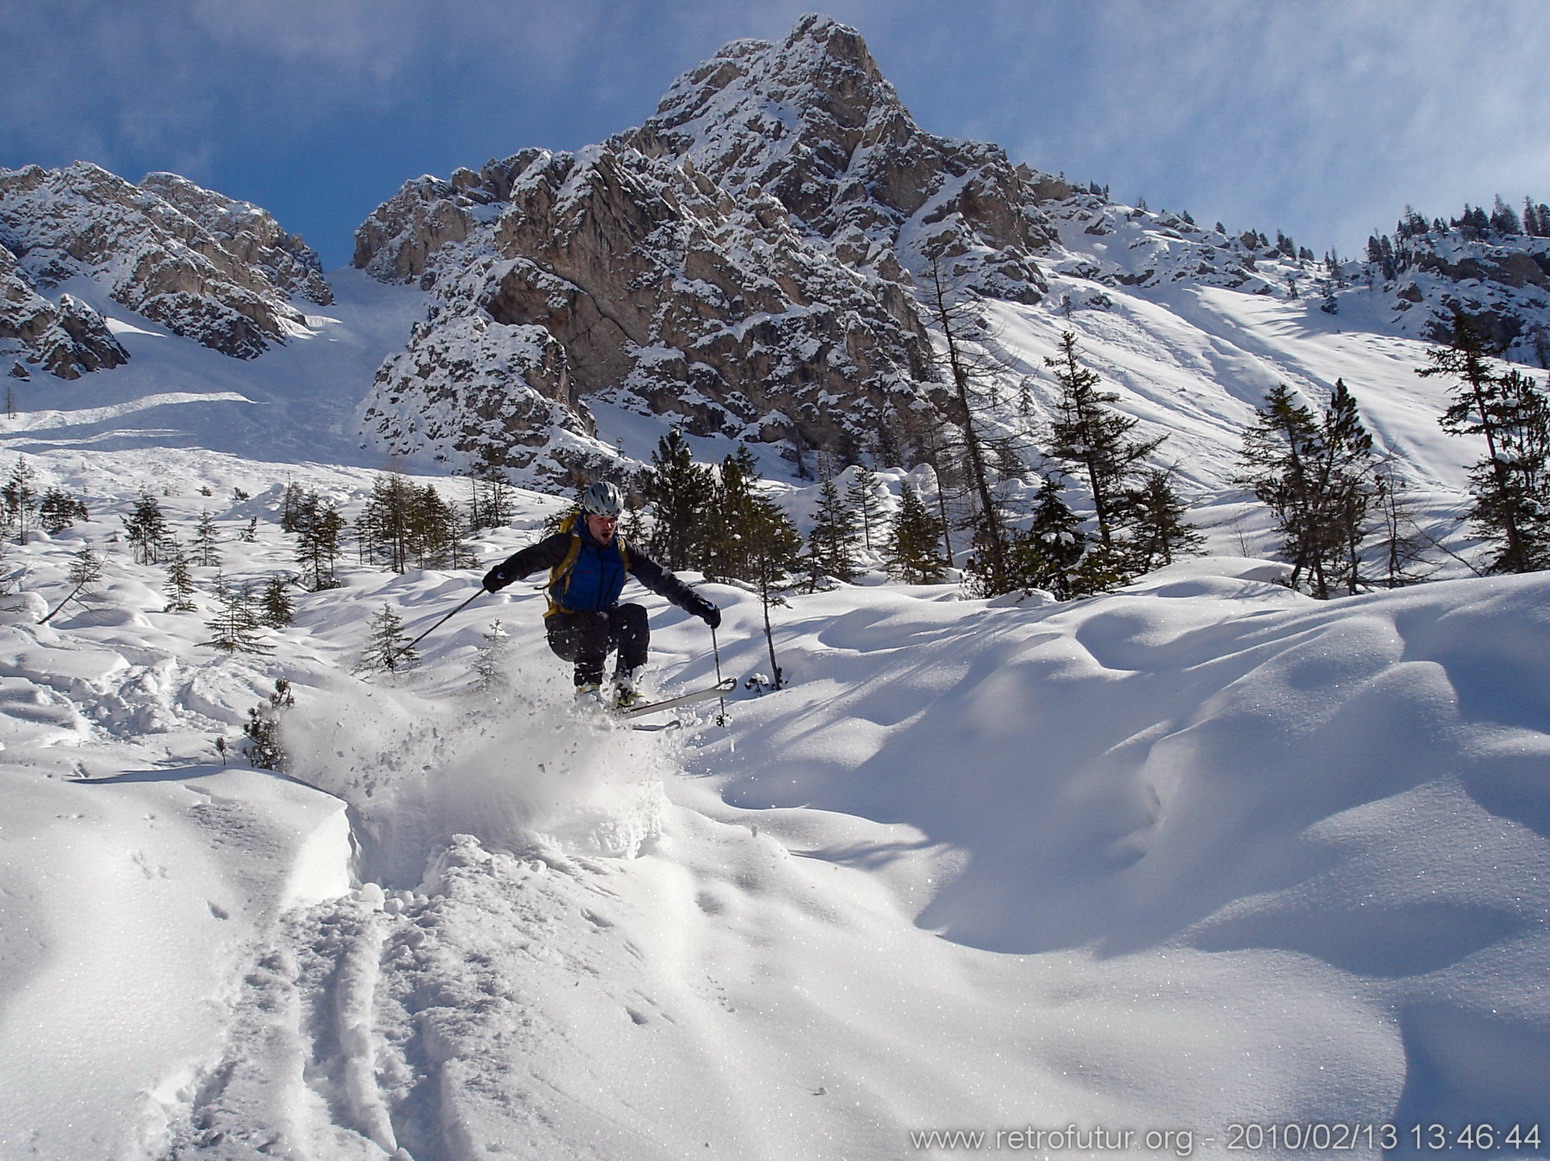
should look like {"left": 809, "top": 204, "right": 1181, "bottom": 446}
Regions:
{"left": 0, "top": 162, "right": 330, "bottom": 372}
{"left": 616, "top": 12, "right": 1055, "bottom": 296}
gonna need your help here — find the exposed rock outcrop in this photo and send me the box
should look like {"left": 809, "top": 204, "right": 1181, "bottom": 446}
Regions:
{"left": 357, "top": 142, "right": 936, "bottom": 475}
{"left": 0, "top": 242, "right": 128, "bottom": 379}
{"left": 0, "top": 162, "right": 329, "bottom": 369}
{"left": 138, "top": 171, "right": 333, "bottom": 307}
{"left": 616, "top": 13, "right": 1053, "bottom": 301}
{"left": 353, "top": 15, "right": 1063, "bottom": 476}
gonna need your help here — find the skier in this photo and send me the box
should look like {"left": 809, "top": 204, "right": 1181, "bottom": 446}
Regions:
{"left": 481, "top": 481, "right": 721, "bottom": 707}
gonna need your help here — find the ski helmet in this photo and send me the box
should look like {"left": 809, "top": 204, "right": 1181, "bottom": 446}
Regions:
{"left": 580, "top": 480, "right": 624, "bottom": 519}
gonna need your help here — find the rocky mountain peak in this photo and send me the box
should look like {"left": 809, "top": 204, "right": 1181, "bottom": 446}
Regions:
{"left": 0, "top": 162, "right": 330, "bottom": 373}
{"left": 615, "top": 14, "right": 1052, "bottom": 300}
{"left": 630, "top": 13, "right": 902, "bottom": 185}
{"left": 350, "top": 14, "right": 1067, "bottom": 480}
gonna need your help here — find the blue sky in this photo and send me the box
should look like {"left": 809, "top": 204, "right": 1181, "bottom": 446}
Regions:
{"left": 6, "top": 0, "right": 1549, "bottom": 270}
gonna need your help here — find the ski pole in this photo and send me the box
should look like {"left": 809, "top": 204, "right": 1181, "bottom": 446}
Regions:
{"left": 710, "top": 622, "right": 728, "bottom": 729}
{"left": 397, "top": 588, "right": 484, "bottom": 664}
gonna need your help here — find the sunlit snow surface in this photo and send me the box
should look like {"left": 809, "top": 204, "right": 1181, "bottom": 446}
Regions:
{"left": 0, "top": 266, "right": 1545, "bottom": 1160}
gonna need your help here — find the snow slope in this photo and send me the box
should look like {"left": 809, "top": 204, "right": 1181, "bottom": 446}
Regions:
{"left": 0, "top": 237, "right": 1545, "bottom": 1159}
{"left": 0, "top": 440, "right": 1546, "bottom": 1159}
{"left": 3, "top": 268, "right": 424, "bottom": 467}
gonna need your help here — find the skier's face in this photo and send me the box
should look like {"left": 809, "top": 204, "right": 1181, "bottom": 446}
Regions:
{"left": 585, "top": 512, "right": 618, "bottom": 544}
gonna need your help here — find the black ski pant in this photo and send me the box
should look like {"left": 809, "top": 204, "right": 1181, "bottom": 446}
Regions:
{"left": 545, "top": 604, "right": 649, "bottom": 687}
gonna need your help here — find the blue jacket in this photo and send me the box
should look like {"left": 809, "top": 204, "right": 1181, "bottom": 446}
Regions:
{"left": 482, "top": 519, "right": 713, "bottom": 622}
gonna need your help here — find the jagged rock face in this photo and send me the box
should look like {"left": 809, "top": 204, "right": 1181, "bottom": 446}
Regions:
{"left": 139, "top": 171, "right": 333, "bottom": 307}
{"left": 0, "top": 242, "right": 128, "bottom": 379}
{"left": 353, "top": 15, "right": 1054, "bottom": 476}
{"left": 356, "top": 140, "right": 939, "bottom": 476}
{"left": 0, "top": 162, "right": 329, "bottom": 365}
{"left": 617, "top": 14, "right": 1054, "bottom": 302}
{"left": 361, "top": 308, "right": 589, "bottom": 468}
{"left": 353, "top": 174, "right": 479, "bottom": 285}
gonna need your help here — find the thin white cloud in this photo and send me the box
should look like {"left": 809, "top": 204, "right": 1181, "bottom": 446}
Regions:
{"left": 969, "top": 0, "right": 1550, "bottom": 252}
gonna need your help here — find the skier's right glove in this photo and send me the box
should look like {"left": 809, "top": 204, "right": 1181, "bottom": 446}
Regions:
{"left": 482, "top": 565, "right": 512, "bottom": 593}
{"left": 692, "top": 597, "right": 721, "bottom": 629}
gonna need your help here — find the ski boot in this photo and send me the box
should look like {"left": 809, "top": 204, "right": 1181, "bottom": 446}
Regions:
{"left": 611, "top": 667, "right": 646, "bottom": 710}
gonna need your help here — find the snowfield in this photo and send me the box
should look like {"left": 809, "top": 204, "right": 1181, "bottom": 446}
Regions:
{"left": 0, "top": 265, "right": 1547, "bottom": 1161}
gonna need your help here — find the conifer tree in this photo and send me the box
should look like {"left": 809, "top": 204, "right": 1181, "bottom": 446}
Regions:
{"left": 2, "top": 457, "right": 39, "bottom": 545}
{"left": 1237, "top": 381, "right": 1378, "bottom": 597}
{"left": 359, "top": 473, "right": 419, "bottom": 572}
{"left": 358, "top": 603, "right": 417, "bottom": 673}
{"left": 42, "top": 545, "right": 106, "bottom": 624}
{"left": 1045, "top": 330, "right": 1165, "bottom": 549}
{"left": 1320, "top": 379, "right": 1381, "bottom": 593}
{"left": 806, "top": 478, "right": 861, "bottom": 585}
{"left": 702, "top": 445, "right": 762, "bottom": 582}
{"left": 203, "top": 575, "right": 272, "bottom": 654}
{"left": 1239, "top": 384, "right": 1320, "bottom": 583}
{"left": 1123, "top": 469, "right": 1205, "bottom": 572}
{"left": 258, "top": 575, "right": 294, "bottom": 629}
{"left": 192, "top": 511, "right": 222, "bottom": 568}
{"left": 742, "top": 493, "right": 803, "bottom": 691}
{"left": 163, "top": 547, "right": 198, "bottom": 613}
{"left": 39, "top": 487, "right": 86, "bottom": 534}
{"left": 466, "top": 444, "right": 514, "bottom": 533}
{"left": 472, "top": 619, "right": 511, "bottom": 692}
{"left": 408, "top": 483, "right": 471, "bottom": 569}
{"left": 847, "top": 465, "right": 885, "bottom": 554}
{"left": 995, "top": 477, "right": 1087, "bottom": 599}
{"left": 884, "top": 486, "right": 950, "bottom": 584}
{"left": 1372, "top": 462, "right": 1437, "bottom": 587}
{"left": 242, "top": 679, "right": 294, "bottom": 772}
{"left": 123, "top": 489, "right": 170, "bottom": 565}
{"left": 295, "top": 492, "right": 346, "bottom": 591}
{"left": 923, "top": 259, "right": 1015, "bottom": 593}
{"left": 279, "top": 480, "right": 308, "bottom": 533}
{"left": 1422, "top": 312, "right": 1550, "bottom": 573}
{"left": 642, "top": 429, "right": 713, "bottom": 570}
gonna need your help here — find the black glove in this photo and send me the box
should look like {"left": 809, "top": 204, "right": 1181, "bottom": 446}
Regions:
{"left": 695, "top": 598, "right": 721, "bottom": 629}
{"left": 482, "top": 565, "right": 511, "bottom": 593}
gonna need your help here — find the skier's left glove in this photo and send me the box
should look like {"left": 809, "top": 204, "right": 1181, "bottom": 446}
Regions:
{"left": 690, "top": 596, "right": 721, "bottom": 629}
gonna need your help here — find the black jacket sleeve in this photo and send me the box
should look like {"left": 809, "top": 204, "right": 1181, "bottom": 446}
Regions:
{"left": 626, "top": 543, "right": 720, "bottom": 626}
{"left": 482, "top": 532, "right": 571, "bottom": 592}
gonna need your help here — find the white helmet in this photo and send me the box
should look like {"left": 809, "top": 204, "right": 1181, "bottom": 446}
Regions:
{"left": 580, "top": 480, "right": 624, "bottom": 519}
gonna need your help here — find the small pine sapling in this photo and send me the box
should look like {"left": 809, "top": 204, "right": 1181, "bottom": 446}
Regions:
{"left": 259, "top": 575, "right": 295, "bottom": 629}
{"left": 358, "top": 603, "right": 418, "bottom": 673}
{"left": 163, "top": 547, "right": 198, "bottom": 613}
{"left": 203, "top": 575, "right": 273, "bottom": 654}
{"left": 471, "top": 618, "right": 511, "bottom": 691}
{"left": 243, "top": 679, "right": 295, "bottom": 771}
{"left": 41, "top": 545, "right": 107, "bottom": 624}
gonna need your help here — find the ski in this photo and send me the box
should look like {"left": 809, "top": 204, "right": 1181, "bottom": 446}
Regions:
{"left": 614, "top": 677, "right": 736, "bottom": 720}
